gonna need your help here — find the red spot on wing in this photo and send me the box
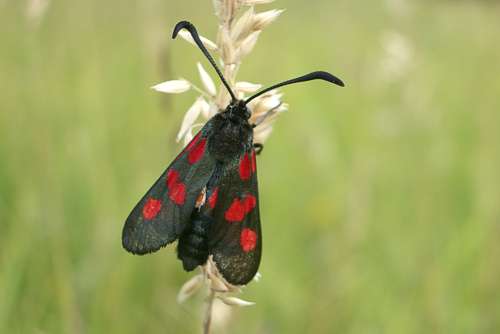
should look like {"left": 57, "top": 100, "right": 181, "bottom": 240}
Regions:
{"left": 239, "top": 153, "right": 252, "bottom": 181}
{"left": 142, "top": 198, "right": 162, "bottom": 220}
{"left": 166, "top": 169, "right": 180, "bottom": 188}
{"left": 243, "top": 195, "right": 257, "bottom": 214}
{"left": 251, "top": 150, "right": 256, "bottom": 173}
{"left": 225, "top": 199, "right": 245, "bottom": 222}
{"left": 240, "top": 228, "right": 257, "bottom": 252}
{"left": 188, "top": 138, "right": 207, "bottom": 164}
{"left": 185, "top": 132, "right": 201, "bottom": 152}
{"left": 208, "top": 187, "right": 219, "bottom": 209}
{"left": 224, "top": 194, "right": 257, "bottom": 223}
{"left": 169, "top": 182, "right": 186, "bottom": 205}
{"left": 174, "top": 133, "right": 201, "bottom": 162}
{"left": 166, "top": 169, "right": 186, "bottom": 205}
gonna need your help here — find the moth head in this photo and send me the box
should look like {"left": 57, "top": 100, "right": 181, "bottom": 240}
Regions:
{"left": 226, "top": 100, "right": 251, "bottom": 120}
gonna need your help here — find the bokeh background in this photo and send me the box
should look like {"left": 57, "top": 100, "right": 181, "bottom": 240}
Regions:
{"left": 2, "top": 0, "right": 500, "bottom": 333}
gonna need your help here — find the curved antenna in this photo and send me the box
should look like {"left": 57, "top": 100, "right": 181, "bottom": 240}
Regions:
{"left": 172, "top": 21, "right": 237, "bottom": 102}
{"left": 245, "top": 71, "right": 344, "bottom": 104}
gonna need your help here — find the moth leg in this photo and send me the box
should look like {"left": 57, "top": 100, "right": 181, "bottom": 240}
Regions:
{"left": 253, "top": 143, "right": 264, "bottom": 155}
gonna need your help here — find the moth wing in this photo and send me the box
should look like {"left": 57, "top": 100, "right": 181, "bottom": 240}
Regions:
{"left": 202, "top": 149, "right": 261, "bottom": 285}
{"left": 122, "top": 126, "right": 216, "bottom": 255}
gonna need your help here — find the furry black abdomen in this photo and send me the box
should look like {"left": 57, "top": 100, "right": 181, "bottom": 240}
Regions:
{"left": 177, "top": 213, "right": 212, "bottom": 271}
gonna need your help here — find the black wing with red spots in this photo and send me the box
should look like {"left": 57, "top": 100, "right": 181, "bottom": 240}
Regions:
{"left": 201, "top": 149, "right": 261, "bottom": 285}
{"left": 122, "top": 126, "right": 216, "bottom": 255}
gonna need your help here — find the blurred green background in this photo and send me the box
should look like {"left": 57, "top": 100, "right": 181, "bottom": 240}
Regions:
{"left": 2, "top": 0, "right": 500, "bottom": 333}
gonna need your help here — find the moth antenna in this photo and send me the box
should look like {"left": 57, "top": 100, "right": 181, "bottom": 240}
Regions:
{"left": 244, "top": 71, "right": 344, "bottom": 104}
{"left": 173, "top": 21, "right": 237, "bottom": 102}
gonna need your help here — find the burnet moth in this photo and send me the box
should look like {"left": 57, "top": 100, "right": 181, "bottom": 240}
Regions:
{"left": 122, "top": 21, "right": 344, "bottom": 285}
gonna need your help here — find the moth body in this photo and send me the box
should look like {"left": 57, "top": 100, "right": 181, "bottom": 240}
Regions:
{"left": 177, "top": 101, "right": 253, "bottom": 272}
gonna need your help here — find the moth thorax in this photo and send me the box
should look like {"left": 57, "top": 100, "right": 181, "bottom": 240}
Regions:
{"left": 208, "top": 112, "right": 253, "bottom": 163}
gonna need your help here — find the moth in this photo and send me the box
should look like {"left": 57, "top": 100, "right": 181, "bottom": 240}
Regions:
{"left": 122, "top": 21, "right": 344, "bottom": 285}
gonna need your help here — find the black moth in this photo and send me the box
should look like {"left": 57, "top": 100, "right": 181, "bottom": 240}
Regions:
{"left": 122, "top": 21, "right": 344, "bottom": 285}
